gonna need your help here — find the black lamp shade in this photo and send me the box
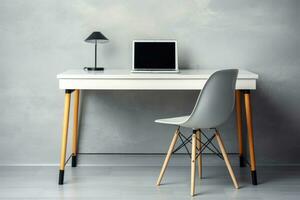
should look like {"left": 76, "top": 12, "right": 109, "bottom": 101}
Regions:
{"left": 85, "top": 32, "right": 108, "bottom": 43}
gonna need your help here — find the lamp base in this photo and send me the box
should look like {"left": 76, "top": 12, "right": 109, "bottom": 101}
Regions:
{"left": 84, "top": 67, "right": 104, "bottom": 71}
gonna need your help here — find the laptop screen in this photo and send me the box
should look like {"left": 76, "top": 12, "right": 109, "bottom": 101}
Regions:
{"left": 133, "top": 40, "right": 177, "bottom": 70}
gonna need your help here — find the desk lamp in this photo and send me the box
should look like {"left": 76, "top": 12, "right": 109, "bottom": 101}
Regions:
{"left": 84, "top": 31, "right": 109, "bottom": 71}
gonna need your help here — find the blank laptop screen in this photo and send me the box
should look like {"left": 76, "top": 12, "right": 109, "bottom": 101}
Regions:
{"left": 133, "top": 41, "right": 176, "bottom": 70}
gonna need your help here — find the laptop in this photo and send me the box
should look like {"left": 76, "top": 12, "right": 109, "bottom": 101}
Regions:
{"left": 132, "top": 40, "right": 179, "bottom": 73}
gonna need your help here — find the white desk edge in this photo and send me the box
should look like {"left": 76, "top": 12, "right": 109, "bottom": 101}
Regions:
{"left": 57, "top": 69, "right": 258, "bottom": 90}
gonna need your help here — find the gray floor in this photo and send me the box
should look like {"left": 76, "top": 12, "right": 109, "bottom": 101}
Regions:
{"left": 0, "top": 165, "right": 300, "bottom": 200}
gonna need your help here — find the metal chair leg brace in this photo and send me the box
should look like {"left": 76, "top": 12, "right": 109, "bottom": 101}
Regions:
{"left": 171, "top": 127, "right": 224, "bottom": 161}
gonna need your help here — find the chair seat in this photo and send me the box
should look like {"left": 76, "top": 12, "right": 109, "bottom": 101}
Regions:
{"left": 155, "top": 116, "right": 189, "bottom": 125}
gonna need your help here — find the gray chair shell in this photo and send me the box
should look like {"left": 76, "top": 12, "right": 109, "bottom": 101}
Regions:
{"left": 155, "top": 69, "right": 238, "bottom": 129}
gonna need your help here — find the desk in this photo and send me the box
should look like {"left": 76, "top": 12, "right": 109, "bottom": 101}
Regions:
{"left": 57, "top": 69, "right": 259, "bottom": 185}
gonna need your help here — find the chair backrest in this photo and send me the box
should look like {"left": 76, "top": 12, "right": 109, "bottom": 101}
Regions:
{"left": 182, "top": 69, "right": 238, "bottom": 129}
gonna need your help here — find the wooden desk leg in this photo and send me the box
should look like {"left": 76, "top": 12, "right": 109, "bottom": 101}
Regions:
{"left": 72, "top": 90, "right": 80, "bottom": 167}
{"left": 58, "top": 90, "right": 72, "bottom": 185}
{"left": 244, "top": 90, "right": 258, "bottom": 185}
{"left": 235, "top": 91, "right": 245, "bottom": 167}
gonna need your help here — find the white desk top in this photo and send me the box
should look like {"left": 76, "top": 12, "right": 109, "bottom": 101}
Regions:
{"left": 57, "top": 69, "right": 258, "bottom": 79}
{"left": 57, "top": 69, "right": 258, "bottom": 90}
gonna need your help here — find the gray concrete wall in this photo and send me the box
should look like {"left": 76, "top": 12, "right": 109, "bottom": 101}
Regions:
{"left": 0, "top": 0, "right": 299, "bottom": 165}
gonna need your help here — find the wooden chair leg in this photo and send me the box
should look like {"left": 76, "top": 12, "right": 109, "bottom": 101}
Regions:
{"left": 235, "top": 90, "right": 245, "bottom": 167}
{"left": 191, "top": 132, "right": 197, "bottom": 196}
{"left": 215, "top": 131, "right": 239, "bottom": 189}
{"left": 58, "top": 90, "right": 72, "bottom": 185}
{"left": 244, "top": 90, "right": 258, "bottom": 185}
{"left": 196, "top": 130, "right": 202, "bottom": 179}
{"left": 156, "top": 128, "right": 180, "bottom": 186}
{"left": 72, "top": 90, "right": 80, "bottom": 167}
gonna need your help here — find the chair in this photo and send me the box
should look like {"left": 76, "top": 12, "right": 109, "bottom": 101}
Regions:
{"left": 155, "top": 69, "right": 239, "bottom": 196}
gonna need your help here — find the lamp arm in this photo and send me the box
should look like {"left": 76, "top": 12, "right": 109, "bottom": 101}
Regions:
{"left": 95, "top": 40, "right": 97, "bottom": 69}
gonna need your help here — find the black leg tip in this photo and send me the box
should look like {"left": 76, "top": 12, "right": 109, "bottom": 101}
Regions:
{"left": 58, "top": 170, "right": 64, "bottom": 185}
{"left": 72, "top": 155, "right": 77, "bottom": 167}
{"left": 239, "top": 156, "right": 246, "bottom": 167}
{"left": 251, "top": 170, "right": 258, "bottom": 185}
